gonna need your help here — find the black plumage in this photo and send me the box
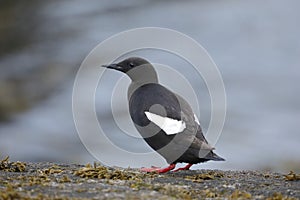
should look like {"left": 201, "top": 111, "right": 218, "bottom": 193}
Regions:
{"left": 102, "top": 57, "right": 224, "bottom": 173}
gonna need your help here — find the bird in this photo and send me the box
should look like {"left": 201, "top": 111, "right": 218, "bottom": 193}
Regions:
{"left": 102, "top": 57, "right": 225, "bottom": 173}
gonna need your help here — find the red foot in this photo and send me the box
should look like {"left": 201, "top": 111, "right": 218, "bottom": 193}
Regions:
{"left": 173, "top": 163, "right": 193, "bottom": 172}
{"left": 141, "top": 164, "right": 176, "bottom": 173}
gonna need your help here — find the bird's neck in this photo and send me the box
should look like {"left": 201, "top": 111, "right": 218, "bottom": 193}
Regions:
{"left": 127, "top": 65, "right": 158, "bottom": 100}
{"left": 126, "top": 64, "right": 158, "bottom": 83}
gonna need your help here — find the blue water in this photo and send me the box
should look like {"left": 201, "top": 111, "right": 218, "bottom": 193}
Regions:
{"left": 0, "top": 0, "right": 300, "bottom": 172}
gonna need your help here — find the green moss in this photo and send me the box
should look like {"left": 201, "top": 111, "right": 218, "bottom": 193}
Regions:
{"left": 73, "top": 163, "right": 151, "bottom": 181}
{"left": 266, "top": 192, "right": 297, "bottom": 200}
{"left": 230, "top": 190, "right": 252, "bottom": 199}
{"left": 0, "top": 156, "right": 26, "bottom": 172}
{"left": 0, "top": 184, "right": 21, "bottom": 200}
{"left": 185, "top": 170, "right": 224, "bottom": 182}
{"left": 284, "top": 171, "right": 300, "bottom": 181}
{"left": 43, "top": 165, "right": 63, "bottom": 175}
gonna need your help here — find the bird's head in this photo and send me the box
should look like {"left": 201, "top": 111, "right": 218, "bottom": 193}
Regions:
{"left": 102, "top": 57, "right": 150, "bottom": 73}
{"left": 102, "top": 57, "right": 158, "bottom": 83}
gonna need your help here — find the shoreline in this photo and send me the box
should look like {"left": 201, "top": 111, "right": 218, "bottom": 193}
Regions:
{"left": 0, "top": 159, "right": 299, "bottom": 199}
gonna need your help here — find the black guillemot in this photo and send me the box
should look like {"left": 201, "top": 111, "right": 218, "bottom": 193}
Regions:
{"left": 102, "top": 57, "right": 225, "bottom": 173}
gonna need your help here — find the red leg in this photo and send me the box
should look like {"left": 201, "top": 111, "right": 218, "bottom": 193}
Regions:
{"left": 173, "top": 163, "right": 193, "bottom": 172}
{"left": 141, "top": 164, "right": 176, "bottom": 173}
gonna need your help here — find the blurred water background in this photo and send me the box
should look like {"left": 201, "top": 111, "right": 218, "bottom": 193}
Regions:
{"left": 0, "top": 0, "right": 299, "bottom": 173}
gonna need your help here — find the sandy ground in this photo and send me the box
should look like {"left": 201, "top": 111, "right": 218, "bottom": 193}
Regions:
{"left": 0, "top": 159, "right": 299, "bottom": 199}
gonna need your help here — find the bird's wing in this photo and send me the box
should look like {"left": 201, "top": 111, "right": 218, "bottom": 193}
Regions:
{"left": 146, "top": 89, "right": 213, "bottom": 145}
{"left": 174, "top": 94, "right": 209, "bottom": 143}
{"left": 131, "top": 83, "right": 212, "bottom": 146}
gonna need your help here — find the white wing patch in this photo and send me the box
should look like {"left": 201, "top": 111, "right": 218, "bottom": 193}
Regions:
{"left": 194, "top": 114, "right": 200, "bottom": 125}
{"left": 145, "top": 111, "right": 186, "bottom": 135}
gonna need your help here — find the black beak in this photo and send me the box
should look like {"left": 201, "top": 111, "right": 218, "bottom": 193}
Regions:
{"left": 101, "top": 63, "right": 122, "bottom": 71}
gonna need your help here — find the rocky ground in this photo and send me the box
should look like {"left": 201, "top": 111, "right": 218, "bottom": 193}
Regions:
{"left": 0, "top": 157, "right": 299, "bottom": 200}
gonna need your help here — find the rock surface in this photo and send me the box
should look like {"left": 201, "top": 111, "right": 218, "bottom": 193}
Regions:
{"left": 0, "top": 158, "right": 299, "bottom": 199}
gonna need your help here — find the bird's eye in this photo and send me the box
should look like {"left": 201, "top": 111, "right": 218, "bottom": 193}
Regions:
{"left": 129, "top": 63, "right": 134, "bottom": 67}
